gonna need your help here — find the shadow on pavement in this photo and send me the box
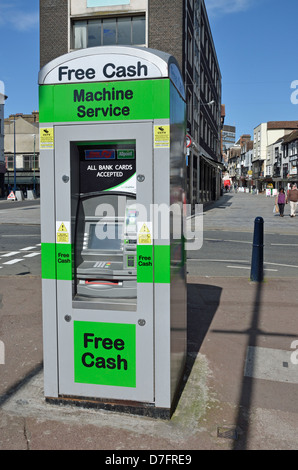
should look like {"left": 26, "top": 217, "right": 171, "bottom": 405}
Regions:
{"left": 187, "top": 283, "right": 222, "bottom": 355}
{"left": 175, "top": 282, "right": 222, "bottom": 405}
{"left": 202, "top": 194, "right": 234, "bottom": 213}
{"left": 0, "top": 362, "right": 43, "bottom": 408}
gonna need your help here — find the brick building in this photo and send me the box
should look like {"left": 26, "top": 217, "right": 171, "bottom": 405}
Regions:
{"left": 40, "top": 0, "right": 222, "bottom": 207}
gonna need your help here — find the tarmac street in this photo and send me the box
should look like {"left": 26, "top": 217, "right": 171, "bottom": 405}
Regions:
{"left": 0, "top": 193, "right": 298, "bottom": 451}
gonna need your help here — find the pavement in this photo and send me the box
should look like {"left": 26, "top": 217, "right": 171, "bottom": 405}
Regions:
{"left": 0, "top": 193, "right": 298, "bottom": 451}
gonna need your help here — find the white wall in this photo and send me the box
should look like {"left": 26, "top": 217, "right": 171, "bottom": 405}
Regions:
{"left": 71, "top": 0, "right": 148, "bottom": 17}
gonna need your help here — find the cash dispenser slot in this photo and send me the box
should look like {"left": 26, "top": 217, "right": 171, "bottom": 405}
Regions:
{"left": 74, "top": 192, "right": 137, "bottom": 307}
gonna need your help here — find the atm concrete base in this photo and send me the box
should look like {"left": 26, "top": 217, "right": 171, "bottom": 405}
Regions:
{"left": 46, "top": 396, "right": 173, "bottom": 420}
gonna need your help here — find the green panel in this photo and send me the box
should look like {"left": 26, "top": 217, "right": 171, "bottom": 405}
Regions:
{"left": 41, "top": 242, "right": 73, "bottom": 280}
{"left": 41, "top": 243, "right": 56, "bottom": 280}
{"left": 137, "top": 245, "right": 153, "bottom": 283}
{"left": 39, "top": 86, "right": 54, "bottom": 124}
{"left": 74, "top": 321, "right": 136, "bottom": 388}
{"left": 56, "top": 244, "right": 73, "bottom": 281}
{"left": 154, "top": 245, "right": 170, "bottom": 283}
{"left": 39, "top": 79, "right": 170, "bottom": 123}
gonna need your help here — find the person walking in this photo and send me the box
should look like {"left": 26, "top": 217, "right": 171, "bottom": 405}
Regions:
{"left": 288, "top": 183, "right": 298, "bottom": 217}
{"left": 276, "top": 187, "right": 287, "bottom": 217}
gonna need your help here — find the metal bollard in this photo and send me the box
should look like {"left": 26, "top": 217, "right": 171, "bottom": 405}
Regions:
{"left": 250, "top": 216, "right": 264, "bottom": 282}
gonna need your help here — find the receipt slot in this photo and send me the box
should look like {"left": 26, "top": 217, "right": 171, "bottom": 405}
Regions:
{"left": 39, "top": 46, "right": 187, "bottom": 417}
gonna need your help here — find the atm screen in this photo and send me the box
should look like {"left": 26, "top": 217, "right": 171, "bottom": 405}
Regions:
{"left": 88, "top": 223, "right": 123, "bottom": 251}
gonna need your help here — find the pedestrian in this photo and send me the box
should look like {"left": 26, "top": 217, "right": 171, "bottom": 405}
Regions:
{"left": 275, "top": 187, "right": 287, "bottom": 217}
{"left": 288, "top": 183, "right": 298, "bottom": 217}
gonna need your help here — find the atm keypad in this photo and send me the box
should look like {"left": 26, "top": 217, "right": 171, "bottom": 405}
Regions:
{"left": 127, "top": 255, "right": 135, "bottom": 268}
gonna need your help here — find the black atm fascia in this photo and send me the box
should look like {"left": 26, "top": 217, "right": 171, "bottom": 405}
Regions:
{"left": 74, "top": 191, "right": 137, "bottom": 301}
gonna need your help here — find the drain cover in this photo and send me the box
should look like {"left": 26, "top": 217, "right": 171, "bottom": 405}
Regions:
{"left": 217, "top": 426, "right": 238, "bottom": 440}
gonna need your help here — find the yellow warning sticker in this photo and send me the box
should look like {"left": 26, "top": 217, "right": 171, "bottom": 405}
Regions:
{"left": 56, "top": 221, "right": 70, "bottom": 244}
{"left": 154, "top": 125, "right": 170, "bottom": 148}
{"left": 139, "top": 223, "right": 150, "bottom": 233}
{"left": 137, "top": 222, "right": 152, "bottom": 245}
{"left": 40, "top": 128, "right": 54, "bottom": 150}
{"left": 57, "top": 222, "right": 68, "bottom": 233}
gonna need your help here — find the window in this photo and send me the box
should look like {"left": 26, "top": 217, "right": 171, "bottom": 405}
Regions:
{"left": 187, "top": 90, "right": 193, "bottom": 123}
{"left": 73, "top": 16, "right": 146, "bottom": 49}
{"left": 88, "top": 20, "right": 102, "bottom": 47}
{"left": 74, "top": 21, "right": 88, "bottom": 49}
{"left": 23, "top": 154, "right": 39, "bottom": 171}
{"left": 132, "top": 16, "right": 145, "bottom": 44}
{"left": 5, "top": 155, "right": 14, "bottom": 170}
{"left": 187, "top": 31, "right": 193, "bottom": 64}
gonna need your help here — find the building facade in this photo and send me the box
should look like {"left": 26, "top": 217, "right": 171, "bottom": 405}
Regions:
{"left": 282, "top": 130, "right": 298, "bottom": 182}
{"left": 253, "top": 121, "right": 298, "bottom": 191}
{"left": 40, "top": 0, "right": 222, "bottom": 208}
{"left": 222, "top": 124, "right": 235, "bottom": 153}
{"left": 4, "top": 112, "right": 40, "bottom": 197}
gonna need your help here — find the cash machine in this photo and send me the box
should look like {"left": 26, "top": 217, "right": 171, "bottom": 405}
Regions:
{"left": 39, "top": 46, "right": 187, "bottom": 417}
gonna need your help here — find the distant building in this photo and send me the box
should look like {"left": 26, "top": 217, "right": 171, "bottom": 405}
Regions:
{"left": 222, "top": 125, "right": 236, "bottom": 152}
{"left": 4, "top": 112, "right": 40, "bottom": 196}
{"left": 240, "top": 140, "right": 253, "bottom": 188}
{"left": 282, "top": 130, "right": 298, "bottom": 182}
{"left": 237, "top": 134, "right": 251, "bottom": 147}
{"left": 253, "top": 121, "right": 298, "bottom": 190}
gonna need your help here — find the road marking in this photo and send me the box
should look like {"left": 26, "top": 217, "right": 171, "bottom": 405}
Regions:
{"left": 2, "top": 259, "right": 23, "bottom": 265}
{"left": 1, "top": 234, "right": 39, "bottom": 238}
{"left": 188, "top": 258, "right": 248, "bottom": 262}
{"left": 188, "top": 258, "right": 298, "bottom": 269}
{"left": 23, "top": 252, "right": 40, "bottom": 258}
{"left": 205, "top": 238, "right": 251, "bottom": 244}
{"left": 20, "top": 246, "right": 37, "bottom": 251}
{"left": 266, "top": 261, "right": 298, "bottom": 269}
{"left": 271, "top": 243, "right": 298, "bottom": 246}
{"left": 224, "top": 239, "right": 251, "bottom": 244}
{"left": 2, "top": 252, "right": 20, "bottom": 257}
{"left": 227, "top": 265, "right": 250, "bottom": 270}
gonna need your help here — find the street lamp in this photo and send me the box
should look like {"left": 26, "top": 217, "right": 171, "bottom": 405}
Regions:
{"left": 32, "top": 134, "right": 36, "bottom": 195}
{"left": 10, "top": 118, "right": 17, "bottom": 193}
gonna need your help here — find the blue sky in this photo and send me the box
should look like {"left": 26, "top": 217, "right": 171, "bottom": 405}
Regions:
{"left": 206, "top": 0, "right": 298, "bottom": 139}
{"left": 1, "top": 0, "right": 298, "bottom": 141}
{"left": 0, "top": 0, "right": 39, "bottom": 117}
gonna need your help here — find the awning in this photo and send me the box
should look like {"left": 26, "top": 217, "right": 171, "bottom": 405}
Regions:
{"left": 4, "top": 172, "right": 40, "bottom": 185}
{"left": 200, "top": 154, "right": 225, "bottom": 170}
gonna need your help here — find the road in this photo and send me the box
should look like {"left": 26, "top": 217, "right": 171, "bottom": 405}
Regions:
{"left": 1, "top": 193, "right": 298, "bottom": 450}
{"left": 186, "top": 191, "right": 298, "bottom": 279}
{"left": 1, "top": 193, "right": 298, "bottom": 278}
{"left": 187, "top": 229, "right": 298, "bottom": 278}
{"left": 0, "top": 200, "right": 41, "bottom": 276}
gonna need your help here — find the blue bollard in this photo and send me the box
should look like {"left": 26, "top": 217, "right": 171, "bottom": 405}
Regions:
{"left": 250, "top": 217, "right": 264, "bottom": 282}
